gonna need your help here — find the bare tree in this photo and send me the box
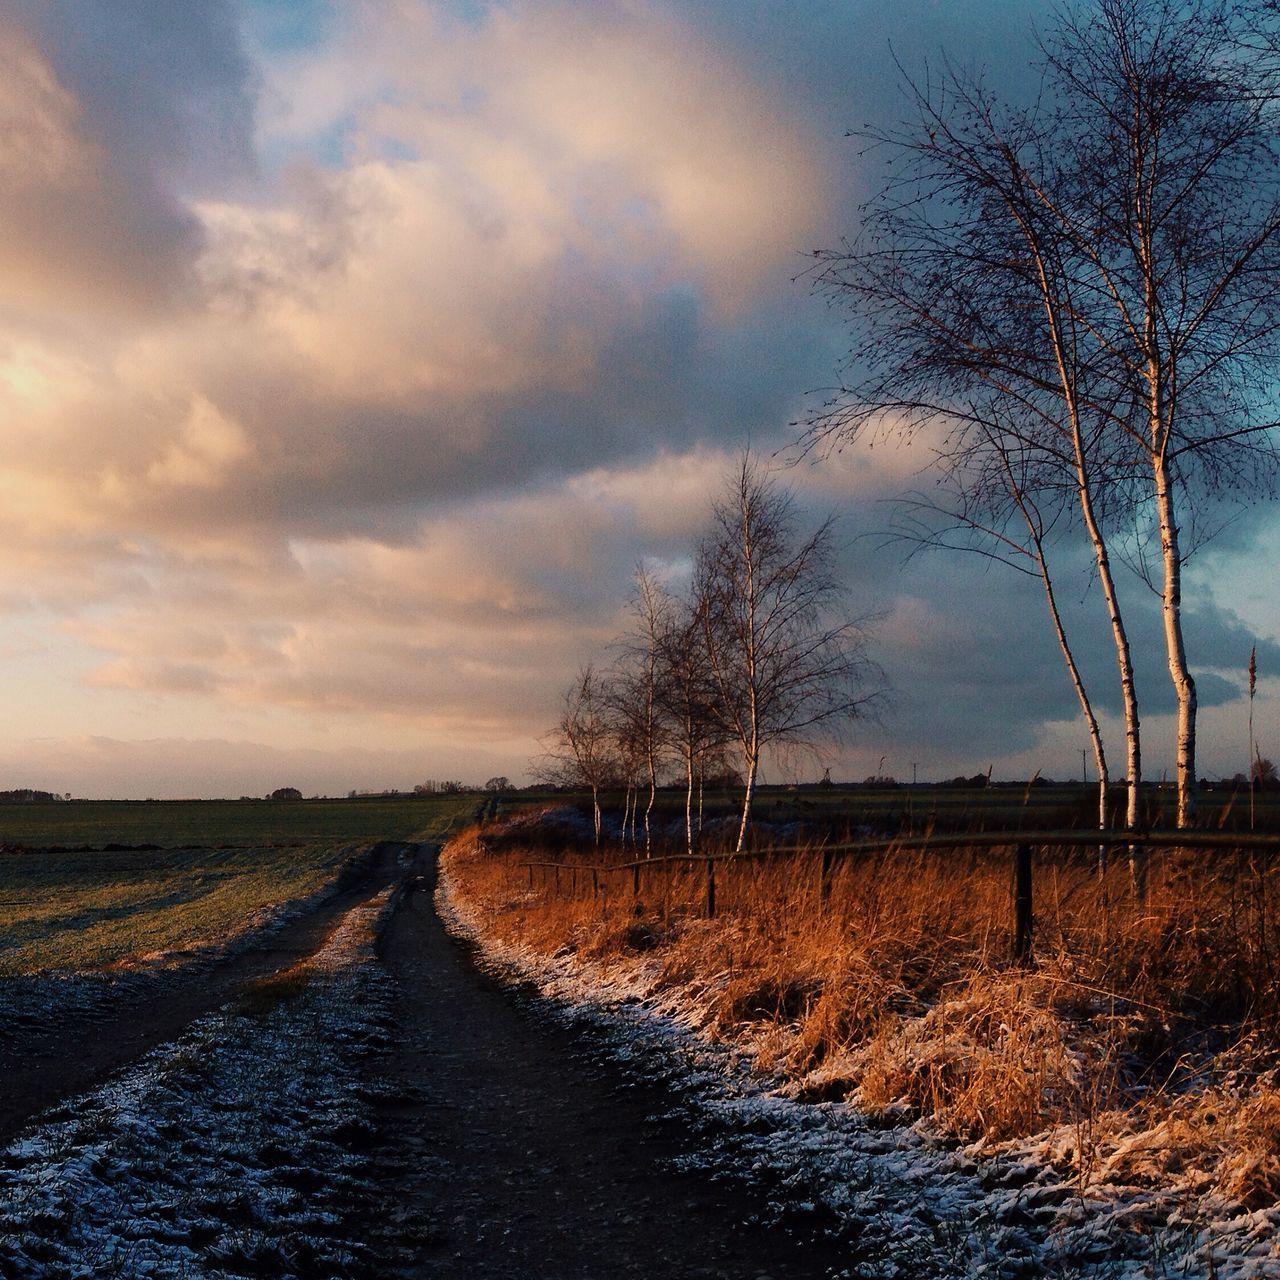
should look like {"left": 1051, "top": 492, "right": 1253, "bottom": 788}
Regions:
{"left": 698, "top": 453, "right": 877, "bottom": 851}
{"left": 613, "top": 566, "right": 672, "bottom": 855}
{"left": 538, "top": 665, "right": 617, "bottom": 845}
{"left": 812, "top": 0, "right": 1280, "bottom": 829}
{"left": 1043, "top": 0, "right": 1280, "bottom": 825}
{"left": 810, "top": 71, "right": 1147, "bottom": 827}
{"left": 655, "top": 583, "right": 726, "bottom": 853}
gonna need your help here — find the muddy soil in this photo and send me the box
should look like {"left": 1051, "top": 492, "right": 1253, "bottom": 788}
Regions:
{"left": 367, "top": 850, "right": 861, "bottom": 1279}
{"left": 0, "top": 841, "right": 407, "bottom": 1142}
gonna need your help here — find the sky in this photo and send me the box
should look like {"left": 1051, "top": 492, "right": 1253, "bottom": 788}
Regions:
{"left": 0, "top": 0, "right": 1276, "bottom": 798}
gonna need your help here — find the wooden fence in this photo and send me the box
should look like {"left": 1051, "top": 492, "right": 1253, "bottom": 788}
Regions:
{"left": 521, "top": 829, "right": 1280, "bottom": 966}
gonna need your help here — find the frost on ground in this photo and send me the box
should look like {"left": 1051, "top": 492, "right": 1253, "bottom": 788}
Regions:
{"left": 0, "top": 860, "right": 360, "bottom": 1039}
{"left": 0, "top": 888, "right": 407, "bottom": 1280}
{"left": 438, "top": 857, "right": 1280, "bottom": 1280}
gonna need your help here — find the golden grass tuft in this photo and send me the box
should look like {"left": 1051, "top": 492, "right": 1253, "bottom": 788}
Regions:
{"left": 853, "top": 974, "right": 1088, "bottom": 1140}
{"left": 233, "top": 963, "right": 315, "bottom": 1015}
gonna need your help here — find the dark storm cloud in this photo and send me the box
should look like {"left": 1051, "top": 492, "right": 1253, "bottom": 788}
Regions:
{"left": 0, "top": 0, "right": 255, "bottom": 318}
{"left": 791, "top": 449, "right": 1280, "bottom": 773}
{"left": 9, "top": 0, "right": 256, "bottom": 190}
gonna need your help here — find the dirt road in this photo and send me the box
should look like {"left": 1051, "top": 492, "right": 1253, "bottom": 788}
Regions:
{"left": 368, "top": 849, "right": 858, "bottom": 1278}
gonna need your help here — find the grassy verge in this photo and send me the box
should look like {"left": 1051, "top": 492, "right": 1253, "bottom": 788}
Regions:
{"left": 443, "top": 811, "right": 1280, "bottom": 1211}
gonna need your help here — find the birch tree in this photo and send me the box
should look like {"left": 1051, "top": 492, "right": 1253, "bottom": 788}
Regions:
{"left": 613, "top": 566, "right": 671, "bottom": 855}
{"left": 541, "top": 665, "right": 617, "bottom": 845}
{"left": 698, "top": 454, "right": 876, "bottom": 851}
{"left": 655, "top": 584, "right": 724, "bottom": 853}
{"left": 811, "top": 68, "right": 1146, "bottom": 828}
{"left": 812, "top": 0, "right": 1280, "bottom": 828}
{"left": 1042, "top": 0, "right": 1280, "bottom": 825}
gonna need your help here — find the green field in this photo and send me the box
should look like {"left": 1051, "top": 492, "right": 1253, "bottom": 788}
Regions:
{"left": 0, "top": 843, "right": 358, "bottom": 976}
{"left": 0, "top": 794, "right": 479, "bottom": 847}
{"left": 0, "top": 794, "right": 481, "bottom": 975}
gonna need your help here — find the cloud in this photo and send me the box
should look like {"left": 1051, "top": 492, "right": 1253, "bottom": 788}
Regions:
{"left": 57, "top": 452, "right": 728, "bottom": 739}
{"left": 0, "top": 0, "right": 837, "bottom": 558}
{"left": 0, "top": 1, "right": 254, "bottom": 320}
{"left": 0, "top": 24, "right": 92, "bottom": 188}
{"left": 185, "top": 0, "right": 832, "bottom": 497}
{"left": 0, "top": 0, "right": 1273, "bottom": 797}
{"left": 258, "top": 0, "right": 827, "bottom": 297}
{"left": 144, "top": 395, "right": 255, "bottom": 490}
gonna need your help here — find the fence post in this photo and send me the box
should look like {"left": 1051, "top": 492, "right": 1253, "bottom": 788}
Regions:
{"left": 1013, "top": 843, "right": 1033, "bottom": 966}
{"left": 554, "top": 865, "right": 560, "bottom": 892}
{"left": 1129, "top": 843, "right": 1148, "bottom": 905}
{"left": 706, "top": 858, "right": 716, "bottom": 919}
{"left": 592, "top": 867, "right": 599, "bottom": 897}
{"left": 633, "top": 862, "right": 641, "bottom": 896}
{"left": 820, "top": 848, "right": 834, "bottom": 905}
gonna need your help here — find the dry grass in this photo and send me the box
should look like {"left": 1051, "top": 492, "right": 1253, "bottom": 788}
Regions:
{"left": 444, "top": 814, "right": 1280, "bottom": 1210}
{"left": 233, "top": 963, "right": 316, "bottom": 1015}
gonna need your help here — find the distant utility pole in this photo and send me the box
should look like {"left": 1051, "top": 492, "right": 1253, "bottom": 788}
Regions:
{"left": 1250, "top": 646, "right": 1257, "bottom": 832}
{"left": 912, "top": 762, "right": 918, "bottom": 787}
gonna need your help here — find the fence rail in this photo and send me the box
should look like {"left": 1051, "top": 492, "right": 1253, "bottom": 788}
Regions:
{"left": 515, "top": 828, "right": 1280, "bottom": 965}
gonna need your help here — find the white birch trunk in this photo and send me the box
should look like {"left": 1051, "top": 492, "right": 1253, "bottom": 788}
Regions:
{"left": 1154, "top": 451, "right": 1198, "bottom": 829}
{"left": 684, "top": 739, "right": 695, "bottom": 854}
{"left": 697, "top": 764, "right": 704, "bottom": 836}
{"left": 736, "top": 749, "right": 759, "bottom": 853}
{"left": 1025, "top": 236, "right": 1141, "bottom": 833}
{"left": 1033, "top": 535, "right": 1110, "bottom": 834}
{"left": 1076, "top": 478, "right": 1141, "bottom": 830}
{"left": 645, "top": 759, "right": 656, "bottom": 856}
